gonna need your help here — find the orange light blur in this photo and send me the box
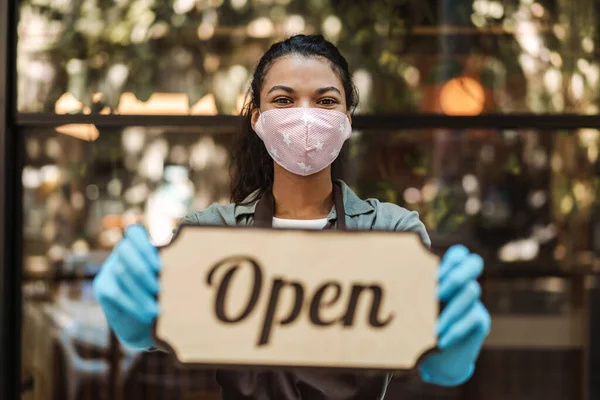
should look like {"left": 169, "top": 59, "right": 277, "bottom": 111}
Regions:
{"left": 56, "top": 124, "right": 100, "bottom": 141}
{"left": 440, "top": 76, "right": 485, "bottom": 116}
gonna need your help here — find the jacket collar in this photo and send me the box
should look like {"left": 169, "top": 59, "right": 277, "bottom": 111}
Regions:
{"left": 233, "top": 180, "right": 375, "bottom": 219}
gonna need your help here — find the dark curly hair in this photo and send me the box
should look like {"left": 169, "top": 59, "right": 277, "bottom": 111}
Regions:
{"left": 230, "top": 34, "right": 359, "bottom": 204}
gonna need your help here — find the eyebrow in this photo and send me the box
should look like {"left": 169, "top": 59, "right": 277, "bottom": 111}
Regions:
{"left": 316, "top": 86, "right": 342, "bottom": 96}
{"left": 267, "top": 85, "right": 342, "bottom": 96}
{"left": 267, "top": 85, "right": 295, "bottom": 94}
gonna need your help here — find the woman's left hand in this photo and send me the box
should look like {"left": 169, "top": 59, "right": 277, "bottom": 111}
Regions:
{"left": 419, "top": 245, "right": 491, "bottom": 386}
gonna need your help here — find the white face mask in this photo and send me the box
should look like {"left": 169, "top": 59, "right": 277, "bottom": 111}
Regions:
{"left": 254, "top": 108, "right": 352, "bottom": 176}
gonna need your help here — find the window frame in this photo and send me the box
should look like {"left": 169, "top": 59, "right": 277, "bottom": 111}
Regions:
{"left": 2, "top": 0, "right": 600, "bottom": 398}
{"left": 1, "top": 0, "right": 23, "bottom": 398}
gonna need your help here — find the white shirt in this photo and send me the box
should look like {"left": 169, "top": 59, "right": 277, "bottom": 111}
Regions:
{"left": 272, "top": 217, "right": 328, "bottom": 230}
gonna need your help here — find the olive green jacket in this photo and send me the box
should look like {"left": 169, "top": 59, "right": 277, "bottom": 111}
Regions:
{"left": 181, "top": 180, "right": 430, "bottom": 248}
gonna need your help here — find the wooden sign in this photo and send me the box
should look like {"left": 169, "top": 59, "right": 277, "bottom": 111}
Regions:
{"left": 155, "top": 226, "right": 439, "bottom": 371}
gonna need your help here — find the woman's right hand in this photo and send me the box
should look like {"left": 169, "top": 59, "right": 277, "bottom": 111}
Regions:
{"left": 93, "top": 225, "right": 162, "bottom": 349}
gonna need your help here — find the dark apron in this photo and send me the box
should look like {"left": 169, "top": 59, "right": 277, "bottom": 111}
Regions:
{"left": 216, "top": 182, "right": 385, "bottom": 399}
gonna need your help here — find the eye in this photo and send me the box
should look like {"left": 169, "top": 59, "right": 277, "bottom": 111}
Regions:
{"left": 318, "top": 98, "right": 339, "bottom": 106}
{"left": 273, "top": 97, "right": 292, "bottom": 104}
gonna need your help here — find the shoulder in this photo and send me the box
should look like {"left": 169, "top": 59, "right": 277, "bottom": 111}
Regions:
{"left": 365, "top": 199, "right": 431, "bottom": 248}
{"left": 180, "top": 202, "right": 237, "bottom": 226}
{"left": 368, "top": 199, "right": 421, "bottom": 227}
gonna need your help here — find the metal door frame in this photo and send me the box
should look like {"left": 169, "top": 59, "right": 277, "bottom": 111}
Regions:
{"left": 0, "top": 0, "right": 23, "bottom": 399}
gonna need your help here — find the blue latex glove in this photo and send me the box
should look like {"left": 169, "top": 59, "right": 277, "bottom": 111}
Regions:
{"left": 93, "top": 225, "right": 161, "bottom": 349}
{"left": 419, "top": 245, "right": 491, "bottom": 386}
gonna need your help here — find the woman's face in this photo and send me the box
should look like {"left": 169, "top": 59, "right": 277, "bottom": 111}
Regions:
{"left": 251, "top": 55, "right": 351, "bottom": 128}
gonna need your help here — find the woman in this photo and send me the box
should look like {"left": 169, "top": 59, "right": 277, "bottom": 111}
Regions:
{"left": 94, "top": 34, "right": 490, "bottom": 399}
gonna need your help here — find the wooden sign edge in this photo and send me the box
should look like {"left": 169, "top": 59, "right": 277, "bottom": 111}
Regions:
{"left": 152, "top": 224, "right": 442, "bottom": 373}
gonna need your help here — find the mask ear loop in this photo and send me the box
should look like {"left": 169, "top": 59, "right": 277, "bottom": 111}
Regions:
{"left": 252, "top": 109, "right": 262, "bottom": 134}
{"left": 255, "top": 109, "right": 263, "bottom": 124}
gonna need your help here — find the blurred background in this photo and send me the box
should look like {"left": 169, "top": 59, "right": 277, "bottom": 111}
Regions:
{"left": 0, "top": 0, "right": 599, "bottom": 399}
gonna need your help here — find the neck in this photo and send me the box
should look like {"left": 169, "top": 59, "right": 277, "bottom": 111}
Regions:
{"left": 272, "top": 166, "right": 333, "bottom": 219}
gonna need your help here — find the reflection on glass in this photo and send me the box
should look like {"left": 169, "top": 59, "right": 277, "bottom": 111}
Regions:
{"left": 24, "top": 126, "right": 599, "bottom": 269}
{"left": 21, "top": 126, "right": 233, "bottom": 400}
{"left": 146, "top": 165, "right": 195, "bottom": 246}
{"left": 354, "top": 129, "right": 598, "bottom": 267}
{"left": 19, "top": 126, "right": 598, "bottom": 399}
{"left": 16, "top": 0, "right": 600, "bottom": 114}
